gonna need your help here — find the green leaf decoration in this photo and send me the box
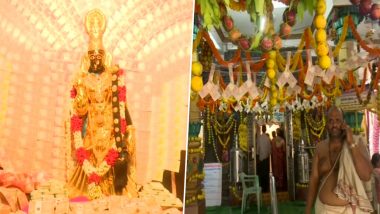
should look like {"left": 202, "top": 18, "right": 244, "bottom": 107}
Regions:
{"left": 297, "top": 1, "right": 305, "bottom": 22}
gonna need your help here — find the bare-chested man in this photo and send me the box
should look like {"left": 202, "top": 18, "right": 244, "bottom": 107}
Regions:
{"left": 305, "top": 106, "right": 373, "bottom": 213}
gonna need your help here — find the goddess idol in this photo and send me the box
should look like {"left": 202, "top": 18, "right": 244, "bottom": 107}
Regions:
{"left": 66, "top": 9, "right": 137, "bottom": 199}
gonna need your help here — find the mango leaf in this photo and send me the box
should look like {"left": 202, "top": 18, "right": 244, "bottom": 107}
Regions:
{"left": 297, "top": 1, "right": 305, "bottom": 22}
{"left": 306, "top": 0, "right": 316, "bottom": 15}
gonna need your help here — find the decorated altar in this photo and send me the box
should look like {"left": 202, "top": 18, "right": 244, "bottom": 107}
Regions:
{"left": 186, "top": 0, "right": 380, "bottom": 209}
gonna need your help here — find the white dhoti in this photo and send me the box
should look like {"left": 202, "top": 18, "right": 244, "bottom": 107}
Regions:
{"left": 315, "top": 197, "right": 356, "bottom": 214}
{"left": 315, "top": 142, "right": 373, "bottom": 213}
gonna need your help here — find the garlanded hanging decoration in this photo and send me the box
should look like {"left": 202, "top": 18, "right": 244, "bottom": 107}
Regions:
{"left": 314, "top": 0, "right": 331, "bottom": 70}
{"left": 267, "top": 50, "right": 278, "bottom": 108}
{"left": 191, "top": 52, "right": 204, "bottom": 100}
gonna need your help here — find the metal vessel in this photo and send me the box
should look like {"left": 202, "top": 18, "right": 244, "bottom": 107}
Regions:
{"left": 297, "top": 139, "right": 310, "bottom": 184}
{"left": 230, "top": 142, "right": 246, "bottom": 183}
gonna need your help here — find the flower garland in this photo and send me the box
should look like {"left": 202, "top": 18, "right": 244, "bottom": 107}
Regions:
{"left": 70, "top": 68, "right": 127, "bottom": 199}
{"left": 305, "top": 109, "right": 326, "bottom": 139}
{"left": 205, "top": 106, "right": 221, "bottom": 162}
{"left": 187, "top": 172, "right": 205, "bottom": 183}
{"left": 185, "top": 190, "right": 205, "bottom": 205}
{"left": 229, "top": 185, "right": 242, "bottom": 201}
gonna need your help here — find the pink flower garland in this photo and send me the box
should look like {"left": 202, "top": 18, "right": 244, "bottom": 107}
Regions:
{"left": 373, "top": 114, "right": 379, "bottom": 153}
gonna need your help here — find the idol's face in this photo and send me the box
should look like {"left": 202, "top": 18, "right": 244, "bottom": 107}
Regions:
{"left": 88, "top": 49, "right": 105, "bottom": 74}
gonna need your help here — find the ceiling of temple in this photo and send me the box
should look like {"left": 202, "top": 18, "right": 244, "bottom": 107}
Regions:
{"left": 209, "top": 0, "right": 380, "bottom": 51}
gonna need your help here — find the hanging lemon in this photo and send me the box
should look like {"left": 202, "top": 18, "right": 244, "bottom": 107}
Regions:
{"left": 318, "top": 55, "right": 331, "bottom": 70}
{"left": 191, "top": 76, "right": 203, "bottom": 92}
{"left": 316, "top": 42, "right": 329, "bottom": 56}
{"left": 266, "top": 59, "right": 275, "bottom": 69}
{"left": 267, "top": 68, "right": 276, "bottom": 79}
{"left": 315, "top": 29, "right": 327, "bottom": 42}
{"left": 271, "top": 84, "right": 277, "bottom": 92}
{"left": 270, "top": 98, "right": 277, "bottom": 106}
{"left": 192, "top": 61, "right": 203, "bottom": 76}
{"left": 268, "top": 50, "right": 276, "bottom": 59}
{"left": 316, "top": 0, "right": 326, "bottom": 15}
{"left": 314, "top": 15, "right": 326, "bottom": 29}
{"left": 272, "top": 90, "right": 278, "bottom": 98}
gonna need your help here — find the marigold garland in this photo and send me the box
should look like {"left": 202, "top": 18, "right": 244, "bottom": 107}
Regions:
{"left": 193, "top": 14, "right": 380, "bottom": 108}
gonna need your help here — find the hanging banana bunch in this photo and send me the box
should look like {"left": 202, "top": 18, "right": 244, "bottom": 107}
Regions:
{"left": 197, "top": 0, "right": 221, "bottom": 30}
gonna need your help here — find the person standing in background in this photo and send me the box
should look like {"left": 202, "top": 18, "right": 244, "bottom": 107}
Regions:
{"left": 271, "top": 128, "right": 286, "bottom": 191}
{"left": 257, "top": 125, "right": 271, "bottom": 192}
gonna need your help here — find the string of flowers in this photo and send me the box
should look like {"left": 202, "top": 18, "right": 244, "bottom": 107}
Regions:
{"left": 70, "top": 68, "right": 127, "bottom": 199}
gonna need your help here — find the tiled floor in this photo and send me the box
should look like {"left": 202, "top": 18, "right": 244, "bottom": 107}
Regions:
{"left": 206, "top": 200, "right": 313, "bottom": 214}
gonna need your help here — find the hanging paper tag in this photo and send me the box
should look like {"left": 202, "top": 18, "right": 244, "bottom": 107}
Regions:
{"left": 323, "top": 47, "right": 337, "bottom": 83}
{"left": 314, "top": 76, "right": 321, "bottom": 85}
{"left": 236, "top": 62, "right": 253, "bottom": 100}
{"left": 249, "top": 85, "right": 259, "bottom": 99}
{"left": 304, "top": 67, "right": 315, "bottom": 86}
{"left": 288, "top": 74, "right": 297, "bottom": 88}
{"left": 222, "top": 63, "right": 237, "bottom": 99}
{"left": 277, "top": 74, "right": 286, "bottom": 88}
{"left": 210, "top": 84, "right": 221, "bottom": 101}
{"left": 277, "top": 52, "right": 291, "bottom": 88}
{"left": 199, "top": 64, "right": 216, "bottom": 98}
{"left": 323, "top": 66, "right": 335, "bottom": 83}
{"left": 314, "top": 66, "right": 324, "bottom": 77}
{"left": 305, "top": 49, "right": 315, "bottom": 86}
